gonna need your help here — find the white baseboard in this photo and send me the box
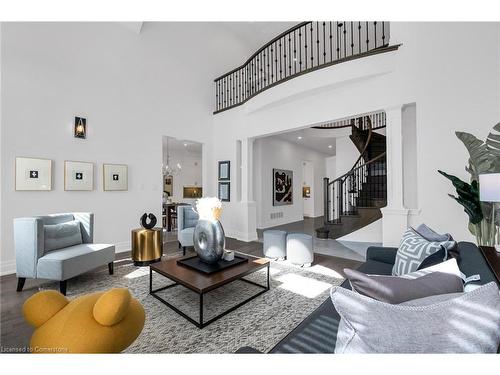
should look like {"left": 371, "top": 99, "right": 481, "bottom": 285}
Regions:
{"left": 1, "top": 259, "right": 16, "bottom": 276}
{"left": 225, "top": 229, "right": 258, "bottom": 243}
{"left": 114, "top": 241, "right": 131, "bottom": 254}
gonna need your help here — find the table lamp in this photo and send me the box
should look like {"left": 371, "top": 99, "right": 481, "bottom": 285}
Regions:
{"left": 479, "top": 173, "right": 500, "bottom": 252}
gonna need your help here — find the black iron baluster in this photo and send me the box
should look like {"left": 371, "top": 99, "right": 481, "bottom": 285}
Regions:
{"left": 310, "top": 23, "right": 314, "bottom": 67}
{"left": 358, "top": 22, "right": 362, "bottom": 54}
{"left": 288, "top": 34, "right": 292, "bottom": 76}
{"left": 366, "top": 21, "right": 369, "bottom": 52}
{"left": 274, "top": 41, "right": 278, "bottom": 81}
{"left": 323, "top": 22, "right": 326, "bottom": 64}
{"left": 299, "top": 27, "right": 303, "bottom": 72}
{"left": 293, "top": 29, "right": 297, "bottom": 74}
{"left": 329, "top": 22, "right": 333, "bottom": 62}
{"left": 343, "top": 21, "right": 347, "bottom": 58}
{"left": 266, "top": 47, "right": 270, "bottom": 87}
{"left": 350, "top": 22, "right": 354, "bottom": 56}
{"left": 304, "top": 26, "right": 307, "bottom": 70}
{"left": 316, "top": 21, "right": 320, "bottom": 66}
{"left": 336, "top": 22, "right": 340, "bottom": 59}
{"left": 374, "top": 22, "right": 377, "bottom": 48}
{"left": 382, "top": 22, "right": 386, "bottom": 46}
{"left": 279, "top": 38, "right": 283, "bottom": 79}
{"left": 216, "top": 80, "right": 220, "bottom": 111}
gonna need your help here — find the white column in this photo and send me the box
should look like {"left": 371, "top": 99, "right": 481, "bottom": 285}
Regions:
{"left": 238, "top": 138, "right": 258, "bottom": 241}
{"left": 241, "top": 138, "right": 254, "bottom": 202}
{"left": 380, "top": 105, "right": 409, "bottom": 246}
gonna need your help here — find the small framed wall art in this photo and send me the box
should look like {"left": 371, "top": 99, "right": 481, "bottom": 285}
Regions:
{"left": 218, "top": 160, "right": 230, "bottom": 181}
{"left": 15, "top": 157, "right": 52, "bottom": 191}
{"left": 103, "top": 164, "right": 128, "bottom": 191}
{"left": 64, "top": 161, "right": 94, "bottom": 191}
{"left": 218, "top": 181, "right": 230, "bottom": 202}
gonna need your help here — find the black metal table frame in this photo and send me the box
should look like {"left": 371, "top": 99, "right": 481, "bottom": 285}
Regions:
{"left": 149, "top": 262, "right": 270, "bottom": 329}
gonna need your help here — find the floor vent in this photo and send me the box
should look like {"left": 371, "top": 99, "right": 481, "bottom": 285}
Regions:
{"left": 270, "top": 212, "right": 283, "bottom": 220}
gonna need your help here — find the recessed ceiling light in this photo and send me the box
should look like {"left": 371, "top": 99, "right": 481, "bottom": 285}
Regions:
{"left": 328, "top": 145, "right": 333, "bottom": 148}
{"left": 297, "top": 136, "right": 302, "bottom": 140}
{"left": 183, "top": 143, "right": 188, "bottom": 147}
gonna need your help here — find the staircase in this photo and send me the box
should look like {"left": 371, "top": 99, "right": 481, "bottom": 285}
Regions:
{"left": 316, "top": 114, "right": 387, "bottom": 239}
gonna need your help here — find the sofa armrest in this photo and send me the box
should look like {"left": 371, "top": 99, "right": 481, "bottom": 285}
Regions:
{"left": 14, "top": 217, "right": 44, "bottom": 278}
{"left": 366, "top": 246, "right": 398, "bottom": 265}
{"left": 73, "top": 212, "right": 94, "bottom": 243}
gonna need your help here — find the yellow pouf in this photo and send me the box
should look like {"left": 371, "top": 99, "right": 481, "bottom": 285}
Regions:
{"left": 23, "top": 288, "right": 145, "bottom": 353}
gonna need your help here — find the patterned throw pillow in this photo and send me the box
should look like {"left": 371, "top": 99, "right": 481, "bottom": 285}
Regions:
{"left": 392, "top": 228, "right": 454, "bottom": 276}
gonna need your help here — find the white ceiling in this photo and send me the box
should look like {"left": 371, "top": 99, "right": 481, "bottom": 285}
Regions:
{"left": 162, "top": 136, "right": 202, "bottom": 155}
{"left": 217, "top": 22, "right": 297, "bottom": 59}
{"left": 272, "top": 127, "right": 352, "bottom": 156}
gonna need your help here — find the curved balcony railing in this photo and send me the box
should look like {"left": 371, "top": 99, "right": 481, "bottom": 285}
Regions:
{"left": 214, "top": 21, "right": 393, "bottom": 114}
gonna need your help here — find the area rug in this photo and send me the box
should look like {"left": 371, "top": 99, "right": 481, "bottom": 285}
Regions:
{"left": 51, "top": 254, "right": 344, "bottom": 353}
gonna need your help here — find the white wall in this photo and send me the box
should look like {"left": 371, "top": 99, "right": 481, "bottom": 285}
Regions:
{"left": 211, "top": 22, "right": 500, "bottom": 244}
{"left": 325, "top": 156, "right": 336, "bottom": 180}
{"left": 253, "top": 137, "right": 326, "bottom": 228}
{"left": 0, "top": 22, "right": 254, "bottom": 275}
{"left": 335, "top": 133, "right": 360, "bottom": 179}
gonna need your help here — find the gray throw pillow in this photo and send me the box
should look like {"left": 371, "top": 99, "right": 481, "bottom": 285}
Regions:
{"left": 414, "top": 223, "right": 459, "bottom": 263}
{"left": 345, "top": 259, "right": 464, "bottom": 304}
{"left": 414, "top": 223, "right": 454, "bottom": 242}
{"left": 331, "top": 282, "right": 500, "bottom": 353}
{"left": 44, "top": 219, "right": 83, "bottom": 252}
{"left": 392, "top": 228, "right": 454, "bottom": 276}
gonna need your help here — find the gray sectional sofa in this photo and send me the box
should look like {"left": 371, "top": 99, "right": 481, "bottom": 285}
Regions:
{"left": 237, "top": 241, "right": 499, "bottom": 353}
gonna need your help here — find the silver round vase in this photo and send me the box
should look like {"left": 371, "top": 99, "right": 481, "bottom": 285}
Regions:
{"left": 193, "top": 219, "right": 225, "bottom": 264}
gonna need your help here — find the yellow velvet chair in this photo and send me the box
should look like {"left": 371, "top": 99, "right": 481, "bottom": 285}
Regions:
{"left": 23, "top": 288, "right": 145, "bottom": 353}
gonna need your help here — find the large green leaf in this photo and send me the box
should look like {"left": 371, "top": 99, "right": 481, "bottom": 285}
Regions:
{"left": 486, "top": 122, "right": 500, "bottom": 167}
{"left": 438, "top": 170, "right": 484, "bottom": 224}
{"left": 455, "top": 131, "right": 493, "bottom": 179}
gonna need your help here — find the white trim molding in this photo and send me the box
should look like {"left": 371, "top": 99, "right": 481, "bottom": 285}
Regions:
{"left": 1, "top": 259, "right": 16, "bottom": 276}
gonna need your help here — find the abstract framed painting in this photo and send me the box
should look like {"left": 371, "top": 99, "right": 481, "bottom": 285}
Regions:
{"left": 64, "top": 161, "right": 94, "bottom": 191}
{"left": 103, "top": 164, "right": 128, "bottom": 191}
{"left": 15, "top": 157, "right": 52, "bottom": 191}
{"left": 273, "top": 168, "right": 293, "bottom": 206}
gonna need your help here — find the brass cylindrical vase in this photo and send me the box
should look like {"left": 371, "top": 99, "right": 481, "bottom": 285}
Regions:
{"left": 131, "top": 228, "right": 163, "bottom": 266}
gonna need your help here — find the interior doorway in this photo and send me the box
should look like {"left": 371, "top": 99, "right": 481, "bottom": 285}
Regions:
{"left": 162, "top": 136, "right": 203, "bottom": 243}
{"left": 302, "top": 160, "right": 314, "bottom": 218}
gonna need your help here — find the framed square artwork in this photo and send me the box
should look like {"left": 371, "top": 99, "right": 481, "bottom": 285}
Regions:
{"left": 218, "top": 181, "right": 230, "bottom": 202}
{"left": 273, "top": 168, "right": 293, "bottom": 206}
{"left": 64, "top": 161, "right": 93, "bottom": 191}
{"left": 103, "top": 164, "right": 128, "bottom": 191}
{"left": 218, "top": 160, "right": 230, "bottom": 181}
{"left": 15, "top": 157, "right": 52, "bottom": 191}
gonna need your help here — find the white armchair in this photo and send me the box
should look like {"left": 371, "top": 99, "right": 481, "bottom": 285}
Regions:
{"left": 14, "top": 213, "right": 115, "bottom": 295}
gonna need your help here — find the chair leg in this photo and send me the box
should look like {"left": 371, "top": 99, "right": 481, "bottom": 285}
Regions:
{"left": 59, "top": 280, "right": 67, "bottom": 296}
{"left": 178, "top": 241, "right": 181, "bottom": 249}
{"left": 183, "top": 247, "right": 186, "bottom": 256}
{"left": 16, "top": 277, "right": 26, "bottom": 292}
{"left": 108, "top": 262, "right": 114, "bottom": 275}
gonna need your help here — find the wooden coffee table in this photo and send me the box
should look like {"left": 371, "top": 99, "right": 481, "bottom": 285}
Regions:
{"left": 149, "top": 253, "right": 270, "bottom": 328}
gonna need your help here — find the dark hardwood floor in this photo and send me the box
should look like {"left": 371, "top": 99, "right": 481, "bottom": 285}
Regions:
{"left": 0, "top": 238, "right": 361, "bottom": 352}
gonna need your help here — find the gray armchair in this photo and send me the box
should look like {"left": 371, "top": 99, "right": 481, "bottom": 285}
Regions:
{"left": 177, "top": 205, "right": 199, "bottom": 255}
{"left": 14, "top": 213, "right": 115, "bottom": 295}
